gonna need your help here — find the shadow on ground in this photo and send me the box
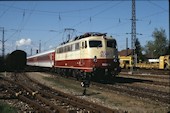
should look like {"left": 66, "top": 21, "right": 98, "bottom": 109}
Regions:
{"left": 98, "top": 76, "right": 153, "bottom": 84}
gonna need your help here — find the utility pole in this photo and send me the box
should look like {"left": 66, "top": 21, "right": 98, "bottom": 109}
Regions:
{"left": 126, "top": 37, "right": 128, "bottom": 56}
{"left": 2, "top": 28, "right": 5, "bottom": 58}
{"left": 39, "top": 40, "right": 41, "bottom": 53}
{"left": 0, "top": 27, "right": 6, "bottom": 59}
{"left": 30, "top": 48, "right": 32, "bottom": 56}
{"left": 131, "top": 0, "right": 136, "bottom": 74}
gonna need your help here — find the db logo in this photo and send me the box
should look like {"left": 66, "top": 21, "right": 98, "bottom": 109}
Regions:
{"left": 100, "top": 51, "right": 106, "bottom": 57}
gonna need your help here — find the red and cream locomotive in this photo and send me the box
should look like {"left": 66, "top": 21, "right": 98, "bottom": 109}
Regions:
{"left": 27, "top": 32, "right": 120, "bottom": 80}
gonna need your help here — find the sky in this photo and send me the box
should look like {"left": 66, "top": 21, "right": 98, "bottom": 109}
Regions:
{"left": 0, "top": 0, "right": 169, "bottom": 56}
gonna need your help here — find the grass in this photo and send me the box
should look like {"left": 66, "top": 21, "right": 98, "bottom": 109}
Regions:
{"left": 0, "top": 101, "right": 17, "bottom": 113}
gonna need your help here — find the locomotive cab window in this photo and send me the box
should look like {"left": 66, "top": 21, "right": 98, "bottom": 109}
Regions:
{"left": 107, "top": 39, "right": 117, "bottom": 48}
{"left": 89, "top": 40, "right": 102, "bottom": 48}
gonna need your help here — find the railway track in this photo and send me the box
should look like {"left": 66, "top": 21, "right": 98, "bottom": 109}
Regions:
{"left": 120, "top": 72, "right": 170, "bottom": 80}
{"left": 92, "top": 82, "right": 170, "bottom": 104}
{"left": 1, "top": 72, "right": 125, "bottom": 113}
{"left": 45, "top": 72, "right": 170, "bottom": 107}
{"left": 46, "top": 72, "right": 170, "bottom": 105}
{"left": 114, "top": 76, "right": 169, "bottom": 87}
{"left": 1, "top": 75, "right": 57, "bottom": 112}
{"left": 121, "top": 68, "right": 170, "bottom": 76}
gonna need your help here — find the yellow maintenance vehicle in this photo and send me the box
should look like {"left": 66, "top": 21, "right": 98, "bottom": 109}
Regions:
{"left": 119, "top": 55, "right": 170, "bottom": 70}
{"left": 119, "top": 56, "right": 132, "bottom": 69}
{"left": 159, "top": 55, "right": 170, "bottom": 69}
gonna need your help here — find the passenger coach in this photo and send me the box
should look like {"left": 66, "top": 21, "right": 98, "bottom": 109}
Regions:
{"left": 27, "top": 50, "right": 55, "bottom": 68}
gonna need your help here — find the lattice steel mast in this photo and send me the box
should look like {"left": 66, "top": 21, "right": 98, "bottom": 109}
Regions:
{"left": 131, "top": 0, "right": 136, "bottom": 74}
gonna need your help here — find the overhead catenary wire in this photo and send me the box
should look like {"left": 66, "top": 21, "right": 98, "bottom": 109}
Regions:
{"left": 0, "top": 1, "right": 154, "bottom": 37}
{"left": 71, "top": 1, "right": 123, "bottom": 28}
{"left": 0, "top": 1, "right": 111, "bottom": 15}
{"left": 0, "top": 2, "right": 117, "bottom": 42}
{"left": 0, "top": 1, "right": 167, "bottom": 31}
{"left": 16, "top": 3, "right": 37, "bottom": 44}
{"left": 147, "top": 0, "right": 168, "bottom": 12}
{"left": 0, "top": 2, "right": 15, "bottom": 19}
{"left": 3, "top": 2, "right": 37, "bottom": 53}
{"left": 0, "top": 1, "right": 168, "bottom": 55}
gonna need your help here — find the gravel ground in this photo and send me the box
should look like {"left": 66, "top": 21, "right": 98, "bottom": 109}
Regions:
{"left": 0, "top": 99, "right": 34, "bottom": 113}
{"left": 117, "top": 74, "right": 170, "bottom": 93}
{"left": 27, "top": 72, "right": 170, "bottom": 113}
{"left": 0, "top": 73, "right": 34, "bottom": 113}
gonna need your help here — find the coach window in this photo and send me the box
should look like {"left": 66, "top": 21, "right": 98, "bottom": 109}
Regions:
{"left": 58, "top": 48, "right": 61, "bottom": 53}
{"left": 60, "top": 48, "right": 63, "bottom": 53}
{"left": 66, "top": 46, "right": 68, "bottom": 52}
{"left": 89, "top": 40, "right": 102, "bottom": 48}
{"left": 68, "top": 45, "right": 70, "bottom": 52}
{"left": 75, "top": 43, "right": 79, "bottom": 50}
{"left": 61, "top": 47, "right": 64, "bottom": 53}
{"left": 69, "top": 45, "right": 72, "bottom": 51}
{"left": 64, "top": 46, "right": 67, "bottom": 52}
{"left": 72, "top": 44, "right": 75, "bottom": 51}
{"left": 60, "top": 47, "right": 62, "bottom": 52}
{"left": 58, "top": 48, "right": 60, "bottom": 53}
{"left": 62, "top": 47, "right": 64, "bottom": 53}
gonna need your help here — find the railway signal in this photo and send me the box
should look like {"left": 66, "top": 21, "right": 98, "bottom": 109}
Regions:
{"left": 81, "top": 75, "right": 90, "bottom": 95}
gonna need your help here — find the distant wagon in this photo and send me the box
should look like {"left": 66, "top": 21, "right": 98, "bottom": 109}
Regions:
{"left": 6, "top": 50, "right": 27, "bottom": 72}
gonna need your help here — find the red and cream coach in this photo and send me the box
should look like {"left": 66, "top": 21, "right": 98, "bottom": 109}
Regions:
{"left": 27, "top": 50, "right": 55, "bottom": 68}
{"left": 27, "top": 32, "right": 120, "bottom": 80}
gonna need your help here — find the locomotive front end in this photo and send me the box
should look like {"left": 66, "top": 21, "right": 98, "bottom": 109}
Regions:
{"left": 87, "top": 35, "right": 120, "bottom": 80}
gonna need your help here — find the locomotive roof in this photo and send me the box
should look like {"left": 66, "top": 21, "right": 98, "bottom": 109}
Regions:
{"left": 58, "top": 32, "right": 114, "bottom": 47}
{"left": 60, "top": 32, "right": 106, "bottom": 45}
{"left": 74, "top": 32, "right": 107, "bottom": 40}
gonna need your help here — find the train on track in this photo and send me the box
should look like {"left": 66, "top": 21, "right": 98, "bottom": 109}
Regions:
{"left": 27, "top": 32, "right": 121, "bottom": 80}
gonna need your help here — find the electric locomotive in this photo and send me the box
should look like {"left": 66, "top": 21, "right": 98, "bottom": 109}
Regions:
{"left": 27, "top": 32, "right": 120, "bottom": 80}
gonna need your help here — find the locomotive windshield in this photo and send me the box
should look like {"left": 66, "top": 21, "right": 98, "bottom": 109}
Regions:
{"left": 89, "top": 40, "right": 102, "bottom": 48}
{"left": 107, "top": 39, "right": 117, "bottom": 48}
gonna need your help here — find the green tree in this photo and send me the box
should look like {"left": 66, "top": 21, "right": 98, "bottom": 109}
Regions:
{"left": 135, "top": 38, "right": 143, "bottom": 62}
{"left": 145, "top": 28, "right": 168, "bottom": 58}
{"left": 165, "top": 43, "right": 170, "bottom": 54}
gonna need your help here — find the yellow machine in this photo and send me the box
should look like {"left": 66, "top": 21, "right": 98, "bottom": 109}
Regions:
{"left": 159, "top": 55, "right": 170, "bottom": 69}
{"left": 119, "top": 55, "right": 170, "bottom": 70}
{"left": 119, "top": 56, "right": 132, "bottom": 69}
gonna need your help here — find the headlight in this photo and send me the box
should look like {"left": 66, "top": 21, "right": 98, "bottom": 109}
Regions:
{"left": 113, "top": 59, "right": 117, "bottom": 62}
{"left": 93, "top": 56, "right": 97, "bottom": 63}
